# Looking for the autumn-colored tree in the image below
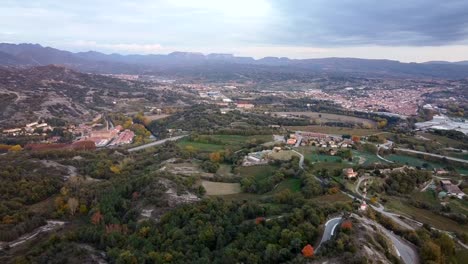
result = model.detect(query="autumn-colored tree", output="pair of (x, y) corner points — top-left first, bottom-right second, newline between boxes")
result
(209, 152), (222, 163)
(67, 197), (79, 216)
(132, 191), (140, 200)
(302, 244), (314, 258)
(370, 197), (378, 204)
(421, 241), (442, 263)
(91, 211), (104, 225)
(377, 119), (388, 128)
(0, 144), (12, 152)
(341, 220), (352, 231)
(351, 135), (360, 143)
(110, 165), (121, 174)
(139, 226), (151, 237)
(255, 217), (265, 225)
(328, 187), (339, 194)
(79, 204), (88, 214)
(9, 144), (23, 152)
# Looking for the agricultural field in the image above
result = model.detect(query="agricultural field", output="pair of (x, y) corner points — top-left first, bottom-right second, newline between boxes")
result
(269, 150), (300, 161)
(384, 197), (467, 234)
(385, 153), (468, 175)
(177, 134), (273, 152)
(237, 165), (276, 180)
(201, 180), (241, 195)
(352, 150), (383, 165)
(216, 164), (234, 177)
(271, 178), (301, 193)
(311, 192), (352, 204)
(177, 139), (226, 152)
(161, 162), (213, 178)
(274, 111), (376, 127)
(286, 125), (381, 136)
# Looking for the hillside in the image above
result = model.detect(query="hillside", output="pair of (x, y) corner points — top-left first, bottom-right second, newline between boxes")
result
(0, 65), (193, 128)
(3, 43), (468, 79)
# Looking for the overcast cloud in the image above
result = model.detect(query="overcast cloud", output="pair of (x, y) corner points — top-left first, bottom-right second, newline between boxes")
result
(1, 0), (468, 61)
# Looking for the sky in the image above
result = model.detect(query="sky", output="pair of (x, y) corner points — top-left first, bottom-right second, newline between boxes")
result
(2, 0), (468, 62)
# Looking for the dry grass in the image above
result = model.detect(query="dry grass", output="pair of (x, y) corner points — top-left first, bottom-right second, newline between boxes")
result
(274, 112), (376, 127)
(202, 180), (241, 195)
(269, 150), (299, 161)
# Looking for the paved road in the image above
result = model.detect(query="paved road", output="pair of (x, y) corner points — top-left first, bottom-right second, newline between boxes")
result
(357, 215), (419, 264)
(375, 140), (394, 163)
(128, 135), (188, 152)
(316, 217), (342, 252)
(394, 148), (468, 164)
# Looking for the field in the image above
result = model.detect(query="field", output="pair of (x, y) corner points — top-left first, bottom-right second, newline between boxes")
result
(286, 125), (381, 136)
(178, 134), (272, 152)
(216, 164), (234, 177)
(352, 150), (383, 165)
(385, 197), (467, 233)
(274, 112), (376, 127)
(311, 192), (352, 204)
(177, 139), (225, 152)
(237, 165), (276, 179)
(269, 150), (300, 161)
(385, 153), (468, 175)
(272, 178), (301, 193)
(202, 180), (241, 195)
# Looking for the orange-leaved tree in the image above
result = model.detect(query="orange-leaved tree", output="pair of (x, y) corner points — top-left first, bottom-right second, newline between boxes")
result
(341, 220), (353, 230)
(302, 244), (314, 258)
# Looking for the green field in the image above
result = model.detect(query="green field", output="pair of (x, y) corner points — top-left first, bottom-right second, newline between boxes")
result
(352, 150), (383, 166)
(385, 153), (467, 173)
(178, 134), (272, 152)
(210, 134), (272, 145)
(216, 164), (234, 177)
(385, 197), (467, 233)
(237, 165), (276, 180)
(286, 125), (381, 136)
(274, 112), (377, 127)
(312, 192), (353, 204)
(269, 150), (300, 161)
(178, 139), (226, 152)
(272, 178), (301, 193)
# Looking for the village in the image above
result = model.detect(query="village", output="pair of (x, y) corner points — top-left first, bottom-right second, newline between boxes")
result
(1, 114), (135, 148)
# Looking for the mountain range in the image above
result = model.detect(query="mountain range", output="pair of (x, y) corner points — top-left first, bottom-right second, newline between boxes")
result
(2, 43), (468, 79)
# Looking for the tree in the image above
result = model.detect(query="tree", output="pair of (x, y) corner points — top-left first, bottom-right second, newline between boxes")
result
(421, 241), (441, 263)
(91, 211), (104, 225)
(67, 198), (79, 216)
(437, 233), (455, 257)
(79, 204), (88, 214)
(351, 136), (360, 143)
(302, 244), (314, 258)
(209, 152), (222, 163)
(341, 220), (352, 231)
(9, 145), (23, 152)
(110, 165), (121, 174)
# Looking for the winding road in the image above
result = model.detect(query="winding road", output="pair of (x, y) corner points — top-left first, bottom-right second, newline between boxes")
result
(316, 217), (342, 252)
(356, 215), (419, 264)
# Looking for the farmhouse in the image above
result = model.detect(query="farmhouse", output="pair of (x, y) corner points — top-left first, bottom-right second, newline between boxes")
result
(343, 168), (358, 179)
(440, 180), (465, 199)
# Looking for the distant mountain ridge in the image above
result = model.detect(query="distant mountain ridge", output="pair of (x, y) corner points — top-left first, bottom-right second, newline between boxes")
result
(2, 43), (468, 79)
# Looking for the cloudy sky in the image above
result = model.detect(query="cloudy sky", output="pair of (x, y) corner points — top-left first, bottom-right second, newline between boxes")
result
(2, 0), (468, 62)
